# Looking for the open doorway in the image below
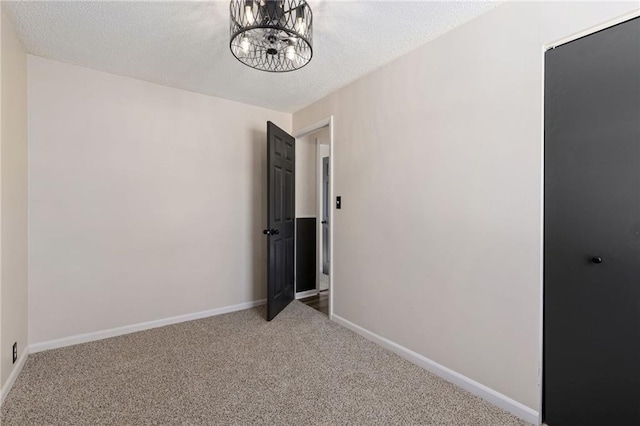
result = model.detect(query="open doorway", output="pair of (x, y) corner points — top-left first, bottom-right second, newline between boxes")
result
(293, 118), (333, 317)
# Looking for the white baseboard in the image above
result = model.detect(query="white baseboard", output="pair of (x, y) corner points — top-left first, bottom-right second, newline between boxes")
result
(332, 314), (539, 425)
(30, 299), (267, 354)
(0, 347), (29, 407)
(295, 289), (318, 299)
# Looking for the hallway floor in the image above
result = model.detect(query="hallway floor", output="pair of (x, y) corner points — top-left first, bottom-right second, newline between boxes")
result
(300, 291), (329, 315)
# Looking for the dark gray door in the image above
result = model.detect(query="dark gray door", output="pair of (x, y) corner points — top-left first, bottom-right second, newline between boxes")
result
(321, 156), (329, 274)
(265, 122), (295, 321)
(544, 18), (640, 426)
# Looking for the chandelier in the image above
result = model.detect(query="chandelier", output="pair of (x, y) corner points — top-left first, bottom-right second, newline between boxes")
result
(230, 0), (313, 72)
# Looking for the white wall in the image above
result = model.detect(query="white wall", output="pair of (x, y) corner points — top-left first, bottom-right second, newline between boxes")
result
(28, 56), (291, 345)
(295, 126), (330, 218)
(295, 132), (317, 218)
(1, 10), (28, 388)
(293, 0), (638, 415)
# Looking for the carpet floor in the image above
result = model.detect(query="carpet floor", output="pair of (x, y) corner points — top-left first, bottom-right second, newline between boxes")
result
(1, 301), (527, 425)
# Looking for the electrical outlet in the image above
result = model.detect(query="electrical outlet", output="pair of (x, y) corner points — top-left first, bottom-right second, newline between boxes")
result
(13, 342), (17, 364)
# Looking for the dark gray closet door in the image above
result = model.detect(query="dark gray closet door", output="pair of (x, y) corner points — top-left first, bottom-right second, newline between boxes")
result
(544, 17), (640, 426)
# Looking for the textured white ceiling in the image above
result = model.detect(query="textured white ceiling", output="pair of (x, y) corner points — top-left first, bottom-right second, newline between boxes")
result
(4, 1), (500, 112)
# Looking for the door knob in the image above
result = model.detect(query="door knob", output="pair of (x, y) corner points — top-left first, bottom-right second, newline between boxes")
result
(592, 256), (603, 264)
(321, 220), (327, 224)
(262, 229), (270, 235)
(271, 229), (280, 235)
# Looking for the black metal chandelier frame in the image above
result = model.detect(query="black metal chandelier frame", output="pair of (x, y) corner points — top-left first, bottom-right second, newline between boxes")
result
(229, 0), (313, 72)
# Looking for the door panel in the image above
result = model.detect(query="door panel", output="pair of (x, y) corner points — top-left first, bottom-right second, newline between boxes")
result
(274, 166), (283, 222)
(544, 17), (640, 426)
(285, 170), (294, 220)
(266, 122), (295, 321)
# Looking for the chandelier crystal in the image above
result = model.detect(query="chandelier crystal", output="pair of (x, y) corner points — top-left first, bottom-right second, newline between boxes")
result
(230, 0), (313, 72)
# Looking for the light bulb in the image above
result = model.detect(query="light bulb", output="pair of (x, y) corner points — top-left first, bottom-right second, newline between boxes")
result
(286, 44), (296, 61)
(241, 36), (250, 54)
(295, 7), (306, 35)
(245, 7), (255, 24)
(245, 4), (255, 24)
(295, 17), (306, 35)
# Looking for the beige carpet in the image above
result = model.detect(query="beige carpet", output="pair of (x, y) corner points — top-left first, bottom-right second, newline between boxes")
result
(1, 301), (527, 425)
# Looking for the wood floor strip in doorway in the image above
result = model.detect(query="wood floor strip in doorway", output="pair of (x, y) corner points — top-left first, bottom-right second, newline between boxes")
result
(299, 292), (329, 315)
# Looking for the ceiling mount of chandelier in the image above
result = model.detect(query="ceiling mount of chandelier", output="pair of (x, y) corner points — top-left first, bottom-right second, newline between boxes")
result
(230, 0), (313, 72)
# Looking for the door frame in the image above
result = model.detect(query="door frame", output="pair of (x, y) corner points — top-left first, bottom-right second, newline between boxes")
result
(293, 116), (335, 319)
(539, 10), (640, 425)
(317, 145), (330, 284)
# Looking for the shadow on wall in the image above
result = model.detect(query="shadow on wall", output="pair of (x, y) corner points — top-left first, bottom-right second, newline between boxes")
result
(251, 128), (268, 301)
